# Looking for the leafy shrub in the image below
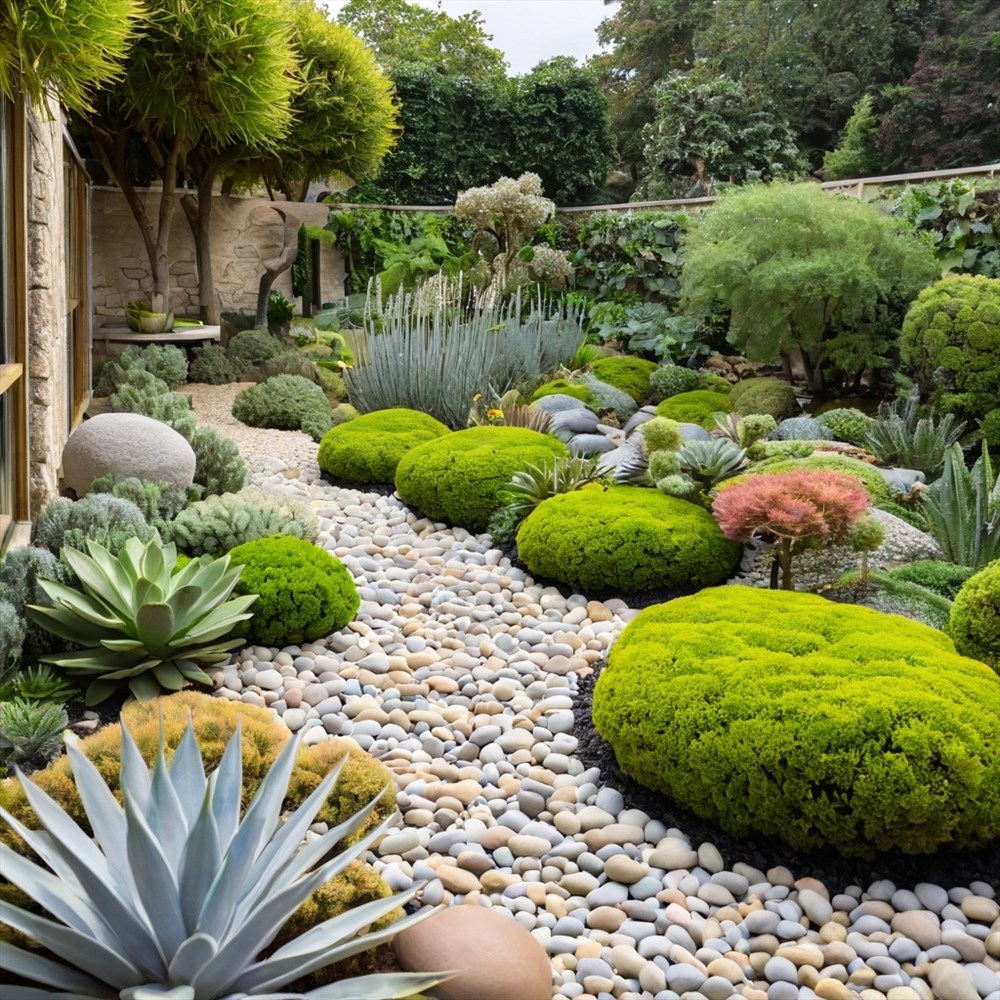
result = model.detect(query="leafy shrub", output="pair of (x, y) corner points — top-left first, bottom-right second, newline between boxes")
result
(772, 416), (834, 441)
(331, 402), (360, 425)
(981, 408), (1000, 450)
(658, 438), (748, 501)
(889, 560), (976, 600)
(226, 326), (285, 372)
(94, 343), (189, 395)
(31, 493), (156, 558)
(255, 350), (324, 385)
(589, 356), (659, 404)
(816, 407), (876, 447)
(0, 598), (24, 687)
(188, 341), (242, 384)
(729, 377), (799, 420)
(863, 392), (966, 474)
(395, 426), (568, 532)
(649, 364), (701, 399)
(87, 474), (190, 531)
(189, 425), (249, 496)
(229, 535), (360, 647)
(318, 409), (450, 484)
(232, 373), (333, 441)
(593, 586), (1000, 856)
(0, 545), (72, 663)
(165, 487), (318, 555)
(0, 698), (68, 770)
(900, 274), (1000, 422)
(517, 485), (740, 596)
(949, 560), (1000, 670)
(107, 368), (197, 438)
(655, 389), (732, 428)
(830, 571), (954, 632)
(743, 453), (895, 506)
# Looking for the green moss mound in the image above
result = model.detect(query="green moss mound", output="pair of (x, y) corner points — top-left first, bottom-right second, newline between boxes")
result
(655, 389), (732, 429)
(590, 356), (659, 404)
(395, 426), (567, 532)
(531, 379), (595, 407)
(229, 535), (360, 647)
(890, 560), (976, 600)
(743, 453), (894, 505)
(729, 376), (799, 420)
(317, 408), (450, 484)
(516, 485), (741, 597)
(593, 587), (1000, 857)
(950, 560), (1000, 670)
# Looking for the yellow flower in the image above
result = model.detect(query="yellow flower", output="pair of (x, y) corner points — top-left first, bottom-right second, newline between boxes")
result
(473, 393), (482, 401)
(487, 408), (504, 419)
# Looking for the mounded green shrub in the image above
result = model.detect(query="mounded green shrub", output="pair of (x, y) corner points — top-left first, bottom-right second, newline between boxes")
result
(742, 453), (894, 505)
(649, 364), (701, 399)
(655, 389), (732, 428)
(226, 327), (284, 373)
(516, 485), (741, 596)
(189, 342), (241, 385)
(949, 560), (1000, 670)
(395, 426), (568, 532)
(317, 409), (450, 484)
(816, 406), (876, 447)
(229, 535), (360, 647)
(979, 407), (1000, 450)
(231, 374), (332, 442)
(890, 559), (976, 600)
(531, 379), (596, 408)
(593, 586), (1000, 856)
(729, 376), (799, 420)
(590, 356), (659, 404)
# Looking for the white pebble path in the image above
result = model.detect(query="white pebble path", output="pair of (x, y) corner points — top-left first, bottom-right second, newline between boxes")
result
(214, 452), (998, 1000)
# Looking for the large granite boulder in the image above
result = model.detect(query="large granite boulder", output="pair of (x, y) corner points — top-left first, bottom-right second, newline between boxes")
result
(61, 412), (196, 497)
(394, 904), (552, 1000)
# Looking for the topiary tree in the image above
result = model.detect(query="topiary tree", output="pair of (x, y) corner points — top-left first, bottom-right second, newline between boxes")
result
(712, 468), (869, 589)
(900, 274), (1000, 424)
(680, 182), (940, 392)
(949, 559), (1000, 671)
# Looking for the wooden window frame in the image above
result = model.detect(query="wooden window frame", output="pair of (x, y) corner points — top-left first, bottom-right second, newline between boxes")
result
(64, 128), (91, 431)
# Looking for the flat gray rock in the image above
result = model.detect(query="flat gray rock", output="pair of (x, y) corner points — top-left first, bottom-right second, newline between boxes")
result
(569, 434), (616, 456)
(532, 393), (589, 414)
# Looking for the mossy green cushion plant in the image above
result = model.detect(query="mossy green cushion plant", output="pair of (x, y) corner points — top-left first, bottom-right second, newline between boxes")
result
(395, 426), (567, 532)
(228, 535), (360, 647)
(741, 453), (895, 505)
(317, 409), (450, 484)
(517, 485), (741, 597)
(590, 356), (659, 404)
(531, 379), (596, 407)
(655, 389), (731, 429)
(729, 376), (799, 420)
(593, 586), (1000, 857)
(949, 559), (1000, 670)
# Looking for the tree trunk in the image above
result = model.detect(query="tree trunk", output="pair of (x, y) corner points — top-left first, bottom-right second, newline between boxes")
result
(799, 347), (825, 394)
(779, 538), (794, 590)
(769, 555), (781, 590)
(149, 140), (181, 315)
(255, 206), (303, 328)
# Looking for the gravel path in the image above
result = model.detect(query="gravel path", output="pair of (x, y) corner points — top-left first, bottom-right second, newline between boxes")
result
(185, 385), (1000, 1000)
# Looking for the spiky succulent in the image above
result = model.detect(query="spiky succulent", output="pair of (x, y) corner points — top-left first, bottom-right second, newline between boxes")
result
(27, 537), (256, 705)
(0, 698), (68, 768)
(678, 437), (749, 491)
(0, 716), (444, 999)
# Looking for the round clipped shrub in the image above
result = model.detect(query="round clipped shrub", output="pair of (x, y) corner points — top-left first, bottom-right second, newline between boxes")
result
(950, 560), (1000, 670)
(395, 426), (568, 532)
(590, 356), (659, 403)
(516, 485), (741, 597)
(649, 364), (701, 399)
(231, 373), (332, 441)
(742, 453), (895, 505)
(655, 389), (731, 429)
(226, 327), (284, 372)
(228, 534), (360, 647)
(816, 406), (876, 447)
(531, 379), (595, 408)
(318, 409), (451, 484)
(593, 586), (1000, 856)
(729, 376), (799, 420)
(901, 274), (1000, 422)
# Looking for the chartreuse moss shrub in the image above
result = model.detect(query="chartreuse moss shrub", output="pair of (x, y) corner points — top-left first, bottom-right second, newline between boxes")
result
(590, 356), (659, 404)
(949, 560), (1000, 670)
(890, 559), (976, 600)
(742, 453), (895, 505)
(531, 378), (596, 407)
(729, 376), (799, 420)
(655, 389), (732, 429)
(228, 535), (360, 647)
(593, 587), (1000, 857)
(517, 485), (741, 597)
(317, 408), (450, 484)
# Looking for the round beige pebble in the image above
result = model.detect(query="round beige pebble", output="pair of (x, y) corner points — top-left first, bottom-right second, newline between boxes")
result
(604, 855), (647, 884)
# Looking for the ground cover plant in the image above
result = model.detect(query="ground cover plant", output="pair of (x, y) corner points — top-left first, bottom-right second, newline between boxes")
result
(949, 559), (1000, 670)
(655, 389), (731, 429)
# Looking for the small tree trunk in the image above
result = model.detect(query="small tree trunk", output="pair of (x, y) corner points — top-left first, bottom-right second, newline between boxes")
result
(769, 555), (781, 590)
(255, 207), (303, 328)
(779, 538), (794, 590)
(181, 159), (223, 325)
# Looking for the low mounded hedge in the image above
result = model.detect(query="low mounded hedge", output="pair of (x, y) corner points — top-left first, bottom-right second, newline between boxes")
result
(317, 408), (450, 484)
(231, 373), (332, 441)
(228, 534), (359, 646)
(593, 586), (1000, 857)
(590, 356), (659, 404)
(950, 560), (1000, 670)
(655, 389), (732, 429)
(729, 376), (799, 420)
(516, 485), (741, 596)
(531, 379), (595, 408)
(395, 426), (567, 532)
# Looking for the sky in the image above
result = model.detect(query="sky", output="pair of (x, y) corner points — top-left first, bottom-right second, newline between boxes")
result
(321, 0), (613, 76)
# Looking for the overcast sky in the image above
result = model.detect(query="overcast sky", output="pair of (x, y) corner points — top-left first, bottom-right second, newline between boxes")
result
(321, 0), (613, 75)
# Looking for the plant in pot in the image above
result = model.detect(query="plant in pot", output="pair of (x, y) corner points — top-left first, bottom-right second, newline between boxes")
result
(126, 299), (175, 334)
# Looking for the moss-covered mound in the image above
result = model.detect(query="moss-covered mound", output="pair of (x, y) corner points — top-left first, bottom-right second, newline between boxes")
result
(317, 408), (450, 484)
(531, 379), (595, 407)
(395, 425), (568, 532)
(729, 376), (799, 420)
(742, 453), (894, 505)
(229, 534), (360, 646)
(516, 485), (741, 597)
(593, 587), (1000, 857)
(590, 356), (659, 404)
(950, 560), (1000, 670)
(655, 389), (732, 429)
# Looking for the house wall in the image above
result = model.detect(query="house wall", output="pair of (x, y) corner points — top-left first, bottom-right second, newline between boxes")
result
(90, 187), (345, 320)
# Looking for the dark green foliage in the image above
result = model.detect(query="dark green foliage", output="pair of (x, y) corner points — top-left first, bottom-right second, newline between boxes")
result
(981, 409), (1000, 450)
(228, 536), (360, 647)
(395, 426), (568, 533)
(189, 426), (249, 497)
(655, 390), (731, 429)
(189, 342), (242, 385)
(593, 586), (1000, 857)
(94, 343), (189, 396)
(949, 560), (1000, 671)
(816, 407), (876, 447)
(226, 327), (285, 373)
(890, 560), (976, 601)
(32, 494), (156, 559)
(900, 274), (1000, 424)
(517, 485), (740, 597)
(317, 409), (450, 484)
(87, 475), (190, 531)
(863, 393), (966, 475)
(231, 374), (332, 440)
(0, 698), (69, 770)
(729, 377), (799, 421)
(254, 351), (324, 386)
(589, 356), (658, 404)
(8, 664), (79, 704)
(649, 364), (701, 399)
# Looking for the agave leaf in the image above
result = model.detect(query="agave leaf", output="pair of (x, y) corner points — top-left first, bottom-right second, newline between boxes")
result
(45, 649), (152, 674)
(140, 540), (167, 583)
(0, 990), (109, 999)
(147, 735), (190, 867)
(93, 658), (162, 679)
(0, 809), (94, 904)
(0, 941), (110, 997)
(84, 539), (139, 609)
(61, 546), (135, 619)
(152, 662), (190, 692)
(86, 677), (127, 706)
(134, 603), (177, 650)
(29, 587), (123, 635)
(168, 721), (208, 830)
(121, 988), (196, 1000)
(100, 639), (148, 652)
(208, 722), (243, 852)
(166, 932), (218, 986)
(119, 722), (152, 820)
(178, 789), (223, 933)
(165, 585), (208, 635)
(299, 971), (452, 1000)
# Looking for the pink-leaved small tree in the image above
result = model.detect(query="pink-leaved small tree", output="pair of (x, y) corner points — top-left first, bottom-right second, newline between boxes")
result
(712, 469), (869, 590)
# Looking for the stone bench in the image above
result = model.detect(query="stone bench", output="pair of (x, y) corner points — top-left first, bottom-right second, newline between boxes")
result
(94, 324), (222, 360)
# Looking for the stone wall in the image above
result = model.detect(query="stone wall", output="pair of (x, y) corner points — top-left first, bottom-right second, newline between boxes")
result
(91, 187), (345, 320)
